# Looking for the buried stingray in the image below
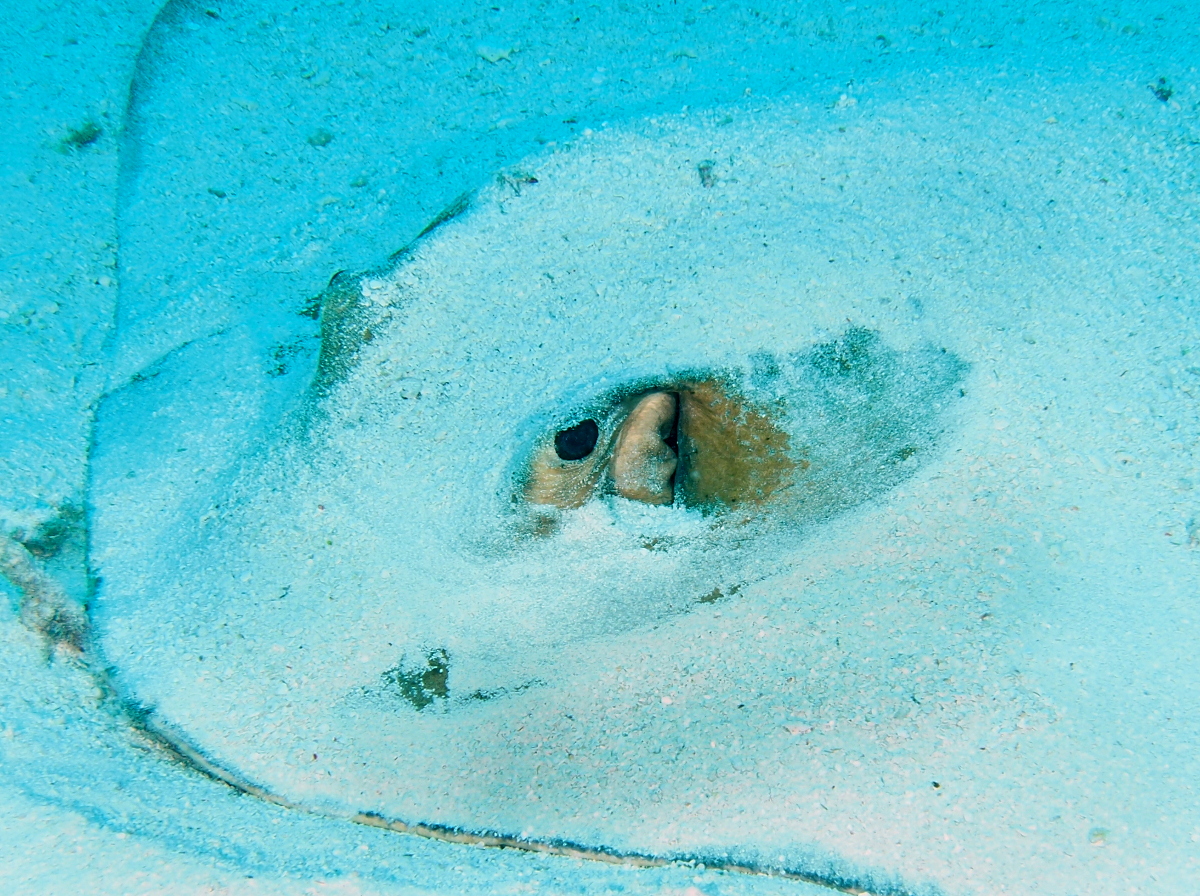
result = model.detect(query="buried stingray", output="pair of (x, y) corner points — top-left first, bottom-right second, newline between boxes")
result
(310, 254), (965, 708)
(68, 68), (1200, 892)
(286, 172), (967, 714)
(365, 326), (965, 710)
(88, 118), (966, 848)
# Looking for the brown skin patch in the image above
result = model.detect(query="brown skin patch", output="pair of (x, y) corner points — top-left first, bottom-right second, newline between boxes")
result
(311, 273), (387, 393)
(521, 378), (803, 514)
(675, 380), (801, 511)
(308, 195), (476, 395)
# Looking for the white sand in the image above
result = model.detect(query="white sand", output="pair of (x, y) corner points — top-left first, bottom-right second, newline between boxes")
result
(4, 1), (1200, 894)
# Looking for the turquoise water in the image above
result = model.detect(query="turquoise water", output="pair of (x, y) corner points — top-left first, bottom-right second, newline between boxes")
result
(3, 2), (1200, 893)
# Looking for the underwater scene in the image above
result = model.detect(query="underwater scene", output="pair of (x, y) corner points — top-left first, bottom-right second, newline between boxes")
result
(2, 1), (1199, 894)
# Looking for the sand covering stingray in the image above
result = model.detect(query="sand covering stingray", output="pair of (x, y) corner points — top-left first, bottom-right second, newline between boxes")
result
(88, 93), (1200, 894)
(98, 112), (966, 705)
(94, 105), (962, 835)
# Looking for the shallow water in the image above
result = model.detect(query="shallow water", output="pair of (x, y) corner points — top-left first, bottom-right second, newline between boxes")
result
(4, 1), (1200, 894)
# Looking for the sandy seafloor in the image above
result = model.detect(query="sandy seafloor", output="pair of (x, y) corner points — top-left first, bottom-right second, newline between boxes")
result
(3, 1), (1200, 894)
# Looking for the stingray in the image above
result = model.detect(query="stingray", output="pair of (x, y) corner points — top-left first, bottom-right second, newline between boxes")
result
(80, 106), (956, 873)
(98, 118), (964, 705)
(78, 91), (1200, 895)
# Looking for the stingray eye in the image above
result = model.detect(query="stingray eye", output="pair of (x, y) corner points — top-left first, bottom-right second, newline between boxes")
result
(554, 419), (600, 461)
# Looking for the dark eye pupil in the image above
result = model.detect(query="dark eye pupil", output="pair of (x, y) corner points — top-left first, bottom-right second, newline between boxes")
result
(554, 419), (599, 461)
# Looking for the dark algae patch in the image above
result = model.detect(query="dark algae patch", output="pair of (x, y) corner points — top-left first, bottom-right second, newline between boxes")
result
(60, 119), (102, 151)
(380, 648), (450, 710)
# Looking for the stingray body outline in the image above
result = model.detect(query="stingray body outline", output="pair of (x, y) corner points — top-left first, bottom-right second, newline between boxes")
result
(68, 142), (965, 895)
